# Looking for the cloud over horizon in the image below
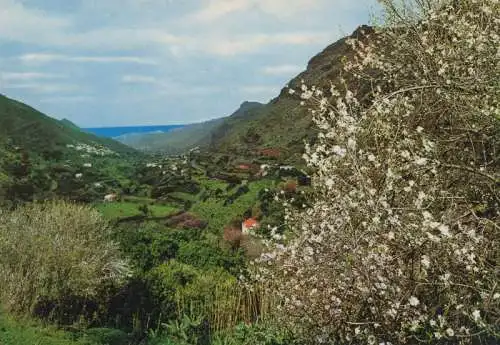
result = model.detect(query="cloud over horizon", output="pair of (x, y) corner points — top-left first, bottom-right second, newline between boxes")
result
(0, 0), (378, 127)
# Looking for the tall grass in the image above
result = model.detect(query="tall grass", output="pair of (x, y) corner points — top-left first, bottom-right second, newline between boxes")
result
(174, 282), (277, 334)
(0, 201), (130, 316)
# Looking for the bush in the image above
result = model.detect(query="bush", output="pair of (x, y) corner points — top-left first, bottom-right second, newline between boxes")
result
(146, 261), (238, 325)
(257, 1), (500, 344)
(146, 261), (272, 335)
(177, 241), (244, 273)
(213, 323), (297, 345)
(81, 328), (129, 345)
(114, 222), (182, 272)
(0, 201), (130, 316)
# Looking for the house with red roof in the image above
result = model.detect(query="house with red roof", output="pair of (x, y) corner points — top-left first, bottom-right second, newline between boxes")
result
(242, 217), (260, 234)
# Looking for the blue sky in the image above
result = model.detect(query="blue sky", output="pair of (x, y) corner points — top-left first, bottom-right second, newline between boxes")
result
(0, 0), (379, 127)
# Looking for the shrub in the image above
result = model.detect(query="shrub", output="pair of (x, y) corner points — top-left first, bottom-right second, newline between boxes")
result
(223, 225), (243, 249)
(177, 241), (244, 273)
(282, 180), (297, 194)
(147, 261), (274, 335)
(146, 261), (235, 324)
(166, 212), (207, 230)
(213, 323), (297, 345)
(256, 1), (499, 344)
(81, 328), (129, 345)
(114, 222), (183, 271)
(0, 201), (131, 316)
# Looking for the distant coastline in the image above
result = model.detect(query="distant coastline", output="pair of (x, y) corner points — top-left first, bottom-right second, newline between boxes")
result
(84, 125), (186, 138)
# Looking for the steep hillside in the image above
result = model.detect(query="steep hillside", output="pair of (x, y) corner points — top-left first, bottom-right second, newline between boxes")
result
(207, 25), (374, 164)
(117, 101), (265, 154)
(0, 94), (136, 157)
(0, 94), (139, 205)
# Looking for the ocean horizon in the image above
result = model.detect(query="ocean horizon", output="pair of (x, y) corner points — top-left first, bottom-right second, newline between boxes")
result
(84, 124), (185, 138)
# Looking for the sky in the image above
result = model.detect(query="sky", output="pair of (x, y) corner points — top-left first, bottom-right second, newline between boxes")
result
(0, 0), (379, 127)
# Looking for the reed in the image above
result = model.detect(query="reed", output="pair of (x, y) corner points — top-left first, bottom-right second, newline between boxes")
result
(174, 281), (277, 333)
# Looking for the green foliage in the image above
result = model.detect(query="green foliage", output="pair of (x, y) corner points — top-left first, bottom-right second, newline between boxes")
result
(0, 201), (130, 316)
(114, 222), (197, 272)
(190, 178), (275, 234)
(146, 261), (238, 322)
(95, 202), (178, 220)
(153, 313), (210, 345)
(0, 94), (141, 205)
(81, 327), (130, 345)
(0, 312), (97, 345)
(96, 202), (144, 219)
(177, 242), (244, 273)
(212, 323), (297, 345)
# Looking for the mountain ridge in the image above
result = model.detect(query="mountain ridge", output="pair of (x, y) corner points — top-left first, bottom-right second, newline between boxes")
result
(117, 25), (374, 164)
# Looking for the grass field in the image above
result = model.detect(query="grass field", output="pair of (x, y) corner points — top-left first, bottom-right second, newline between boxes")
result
(0, 313), (89, 345)
(191, 178), (275, 233)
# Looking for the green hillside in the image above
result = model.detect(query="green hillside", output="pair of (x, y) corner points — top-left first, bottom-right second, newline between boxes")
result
(0, 94), (136, 156)
(59, 118), (82, 131)
(0, 94), (139, 205)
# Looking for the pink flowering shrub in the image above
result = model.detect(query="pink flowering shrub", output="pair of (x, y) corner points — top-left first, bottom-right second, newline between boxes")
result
(253, 1), (499, 344)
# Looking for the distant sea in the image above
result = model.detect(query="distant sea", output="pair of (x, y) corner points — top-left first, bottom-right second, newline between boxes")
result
(84, 125), (185, 138)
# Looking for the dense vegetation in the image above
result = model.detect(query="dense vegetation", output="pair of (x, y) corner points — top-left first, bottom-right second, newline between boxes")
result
(0, 102), (300, 343)
(0, 1), (498, 344)
(253, 1), (500, 344)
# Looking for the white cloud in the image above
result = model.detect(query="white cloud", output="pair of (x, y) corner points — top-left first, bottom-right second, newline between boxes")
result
(0, 0), (70, 44)
(0, 72), (66, 81)
(121, 75), (158, 84)
(19, 53), (157, 65)
(0, 0), (355, 58)
(2, 82), (80, 94)
(190, 0), (325, 22)
(0, 0), (378, 126)
(256, 0), (322, 17)
(189, 0), (249, 22)
(261, 64), (304, 76)
(65, 28), (185, 50)
(203, 32), (330, 56)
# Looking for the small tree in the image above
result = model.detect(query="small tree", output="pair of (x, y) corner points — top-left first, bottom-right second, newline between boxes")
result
(0, 201), (131, 315)
(255, 0), (499, 344)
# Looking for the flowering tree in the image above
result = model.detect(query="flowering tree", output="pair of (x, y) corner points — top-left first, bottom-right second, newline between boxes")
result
(255, 0), (499, 344)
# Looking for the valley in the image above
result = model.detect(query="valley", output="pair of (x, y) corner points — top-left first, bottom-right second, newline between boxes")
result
(0, 82), (311, 345)
(0, 1), (499, 344)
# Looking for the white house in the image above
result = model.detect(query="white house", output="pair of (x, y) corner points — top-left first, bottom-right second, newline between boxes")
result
(104, 193), (118, 202)
(83, 163), (92, 168)
(75, 173), (83, 179)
